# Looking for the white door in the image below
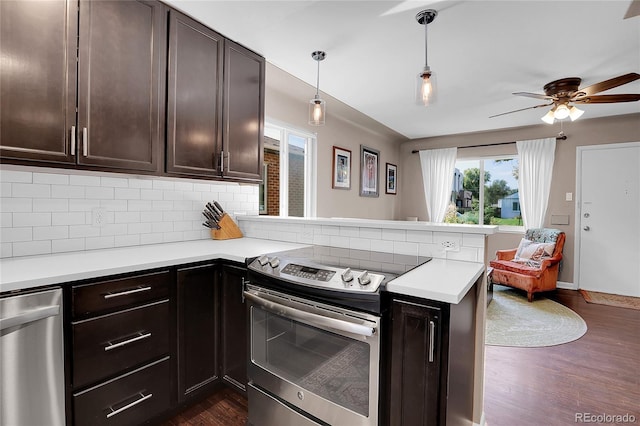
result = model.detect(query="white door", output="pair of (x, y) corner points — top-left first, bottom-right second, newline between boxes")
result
(577, 142), (640, 297)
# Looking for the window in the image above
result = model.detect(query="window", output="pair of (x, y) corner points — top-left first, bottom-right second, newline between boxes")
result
(445, 156), (522, 227)
(260, 122), (316, 217)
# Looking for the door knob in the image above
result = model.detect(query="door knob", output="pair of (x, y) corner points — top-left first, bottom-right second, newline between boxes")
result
(583, 226), (590, 231)
(583, 213), (590, 218)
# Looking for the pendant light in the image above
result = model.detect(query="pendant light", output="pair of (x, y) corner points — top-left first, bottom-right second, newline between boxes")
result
(309, 51), (326, 126)
(416, 9), (438, 106)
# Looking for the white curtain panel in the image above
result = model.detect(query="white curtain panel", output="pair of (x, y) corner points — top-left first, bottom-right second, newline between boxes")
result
(419, 147), (457, 222)
(516, 137), (556, 229)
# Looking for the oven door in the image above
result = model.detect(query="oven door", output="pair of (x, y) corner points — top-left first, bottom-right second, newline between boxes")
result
(244, 285), (380, 426)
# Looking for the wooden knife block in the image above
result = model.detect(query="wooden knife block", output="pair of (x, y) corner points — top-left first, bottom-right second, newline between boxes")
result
(210, 214), (243, 240)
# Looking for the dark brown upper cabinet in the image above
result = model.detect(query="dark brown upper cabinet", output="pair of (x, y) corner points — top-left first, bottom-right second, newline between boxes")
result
(222, 40), (265, 182)
(77, 0), (165, 172)
(166, 19), (264, 183)
(166, 11), (224, 177)
(0, 0), (78, 164)
(1, 0), (165, 173)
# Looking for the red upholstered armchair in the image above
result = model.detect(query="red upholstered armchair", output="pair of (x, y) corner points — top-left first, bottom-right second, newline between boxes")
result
(489, 228), (565, 302)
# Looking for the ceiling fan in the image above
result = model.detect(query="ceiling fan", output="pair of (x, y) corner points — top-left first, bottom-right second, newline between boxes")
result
(490, 72), (640, 123)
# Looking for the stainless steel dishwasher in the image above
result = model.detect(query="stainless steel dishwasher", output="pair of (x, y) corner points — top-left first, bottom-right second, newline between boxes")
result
(1, 287), (65, 426)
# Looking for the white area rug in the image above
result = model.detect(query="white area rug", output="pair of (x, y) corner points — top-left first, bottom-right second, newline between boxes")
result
(486, 286), (587, 347)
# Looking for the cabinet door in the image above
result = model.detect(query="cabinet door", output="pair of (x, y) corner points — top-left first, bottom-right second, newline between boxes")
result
(177, 263), (219, 401)
(220, 264), (247, 392)
(77, 0), (165, 172)
(166, 10), (223, 177)
(0, 0), (77, 164)
(222, 40), (265, 182)
(389, 300), (442, 426)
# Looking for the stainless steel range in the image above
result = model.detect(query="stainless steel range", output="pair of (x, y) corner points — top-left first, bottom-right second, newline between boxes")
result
(245, 246), (431, 426)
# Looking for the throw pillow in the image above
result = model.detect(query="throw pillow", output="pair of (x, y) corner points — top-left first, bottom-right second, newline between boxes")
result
(513, 238), (556, 267)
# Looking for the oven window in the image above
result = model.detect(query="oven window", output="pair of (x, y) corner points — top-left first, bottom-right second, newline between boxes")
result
(251, 307), (370, 417)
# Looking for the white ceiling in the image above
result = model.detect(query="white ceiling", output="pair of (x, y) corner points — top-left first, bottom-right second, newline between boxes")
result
(165, 0), (640, 139)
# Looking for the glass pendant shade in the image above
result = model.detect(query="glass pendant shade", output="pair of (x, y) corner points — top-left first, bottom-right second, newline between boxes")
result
(309, 96), (325, 126)
(569, 105), (584, 121)
(416, 70), (436, 106)
(553, 104), (570, 120)
(541, 109), (555, 124)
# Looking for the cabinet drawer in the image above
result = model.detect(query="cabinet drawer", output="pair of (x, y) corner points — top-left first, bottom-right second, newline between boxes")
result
(73, 300), (170, 388)
(73, 270), (170, 318)
(73, 357), (171, 426)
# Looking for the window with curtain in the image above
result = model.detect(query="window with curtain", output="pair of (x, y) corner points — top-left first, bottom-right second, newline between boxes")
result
(446, 156), (522, 227)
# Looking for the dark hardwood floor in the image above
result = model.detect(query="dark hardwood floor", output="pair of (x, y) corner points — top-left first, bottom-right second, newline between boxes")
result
(484, 289), (640, 426)
(163, 289), (640, 426)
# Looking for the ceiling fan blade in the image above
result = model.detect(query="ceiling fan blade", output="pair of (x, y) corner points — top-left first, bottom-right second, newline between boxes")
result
(512, 92), (555, 100)
(574, 94), (640, 104)
(572, 94), (640, 104)
(489, 103), (554, 118)
(578, 73), (640, 96)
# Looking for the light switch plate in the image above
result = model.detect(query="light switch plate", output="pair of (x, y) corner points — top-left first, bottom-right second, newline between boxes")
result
(565, 192), (573, 201)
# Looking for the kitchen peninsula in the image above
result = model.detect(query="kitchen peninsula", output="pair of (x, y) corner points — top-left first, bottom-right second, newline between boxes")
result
(1, 218), (493, 426)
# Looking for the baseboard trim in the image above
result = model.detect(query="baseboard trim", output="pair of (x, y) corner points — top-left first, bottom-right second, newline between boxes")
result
(474, 412), (486, 426)
(557, 281), (577, 290)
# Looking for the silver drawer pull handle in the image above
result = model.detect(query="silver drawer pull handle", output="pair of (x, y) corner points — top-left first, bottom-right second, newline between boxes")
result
(82, 127), (88, 156)
(428, 320), (435, 363)
(106, 392), (153, 419)
(71, 126), (76, 155)
(104, 332), (151, 352)
(103, 286), (152, 299)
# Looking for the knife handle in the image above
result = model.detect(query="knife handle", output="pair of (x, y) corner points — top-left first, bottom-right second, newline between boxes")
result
(213, 201), (225, 215)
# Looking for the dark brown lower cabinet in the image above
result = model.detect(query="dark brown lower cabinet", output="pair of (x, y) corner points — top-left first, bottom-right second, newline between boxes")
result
(177, 263), (220, 402)
(388, 279), (479, 426)
(220, 264), (248, 393)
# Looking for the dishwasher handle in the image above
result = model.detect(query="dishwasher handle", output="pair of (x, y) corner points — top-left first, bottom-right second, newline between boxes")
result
(0, 305), (60, 331)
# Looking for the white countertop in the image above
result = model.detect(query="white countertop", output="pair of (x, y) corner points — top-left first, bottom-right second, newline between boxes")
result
(1, 239), (485, 303)
(386, 258), (485, 303)
(0, 238), (307, 293)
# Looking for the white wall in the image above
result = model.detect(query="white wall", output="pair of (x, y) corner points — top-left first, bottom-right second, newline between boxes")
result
(0, 165), (258, 258)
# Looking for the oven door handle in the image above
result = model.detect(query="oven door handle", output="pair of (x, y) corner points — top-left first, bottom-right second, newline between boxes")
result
(244, 291), (376, 337)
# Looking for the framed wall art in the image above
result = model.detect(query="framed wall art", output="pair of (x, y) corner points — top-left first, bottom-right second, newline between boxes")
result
(332, 146), (351, 189)
(359, 145), (379, 197)
(385, 163), (397, 195)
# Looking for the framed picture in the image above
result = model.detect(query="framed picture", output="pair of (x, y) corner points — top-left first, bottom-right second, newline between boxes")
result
(385, 163), (397, 195)
(359, 145), (379, 197)
(332, 146), (352, 189)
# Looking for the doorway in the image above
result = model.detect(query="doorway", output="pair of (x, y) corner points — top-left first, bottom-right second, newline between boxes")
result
(575, 142), (640, 297)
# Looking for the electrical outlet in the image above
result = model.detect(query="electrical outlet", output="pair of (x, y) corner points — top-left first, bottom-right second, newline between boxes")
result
(441, 240), (459, 252)
(92, 208), (107, 228)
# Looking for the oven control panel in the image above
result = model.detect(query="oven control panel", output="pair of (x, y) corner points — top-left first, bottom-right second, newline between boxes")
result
(280, 263), (335, 282)
(248, 255), (385, 293)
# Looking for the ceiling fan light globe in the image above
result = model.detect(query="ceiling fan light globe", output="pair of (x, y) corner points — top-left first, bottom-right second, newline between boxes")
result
(569, 106), (584, 121)
(553, 104), (570, 120)
(541, 110), (555, 124)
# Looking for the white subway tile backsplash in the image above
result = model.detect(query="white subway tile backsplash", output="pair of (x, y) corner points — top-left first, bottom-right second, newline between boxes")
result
(114, 234), (140, 247)
(340, 226), (359, 238)
(0, 198), (32, 213)
(462, 233), (485, 248)
(86, 187), (114, 199)
(13, 240), (51, 256)
(69, 199), (99, 212)
(393, 241), (418, 256)
(85, 236), (114, 250)
(359, 227), (382, 240)
(406, 230), (433, 243)
(52, 185), (85, 199)
(140, 233), (163, 245)
(13, 213), (51, 227)
(349, 237), (371, 251)
(33, 226), (68, 241)
(1, 170), (32, 183)
(1, 213), (12, 228)
(52, 238), (85, 253)
(33, 172), (69, 185)
(33, 198), (68, 212)
(115, 212), (141, 223)
(127, 222), (152, 234)
(446, 247), (479, 262)
(69, 225), (101, 238)
(174, 181), (193, 191)
(1, 243), (11, 257)
(12, 183), (50, 198)
(101, 177), (128, 187)
(152, 180), (174, 190)
(128, 178), (153, 189)
(115, 188), (140, 200)
(152, 201), (173, 211)
(163, 190), (183, 201)
(70, 175), (100, 186)
(127, 200), (152, 211)
(163, 232), (184, 243)
(2, 227), (33, 243)
(382, 228), (406, 241)
(152, 222), (173, 233)
(52, 212), (85, 226)
(141, 189), (163, 200)
(1, 182), (12, 197)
